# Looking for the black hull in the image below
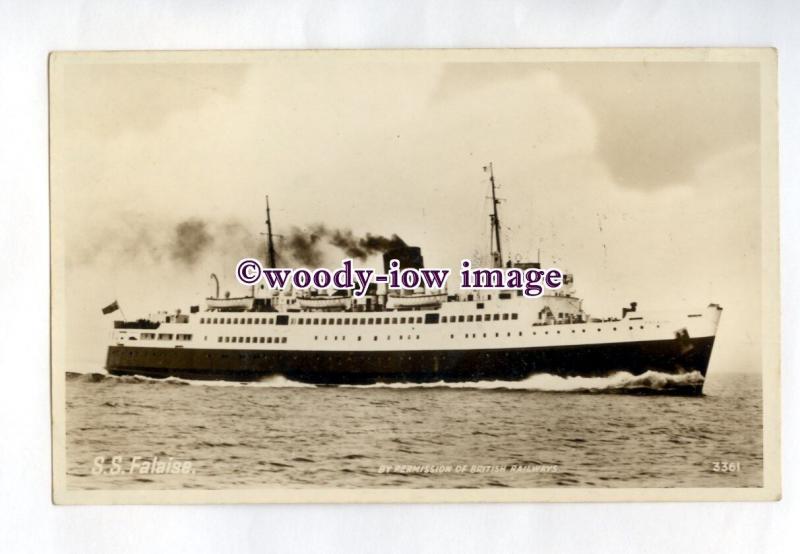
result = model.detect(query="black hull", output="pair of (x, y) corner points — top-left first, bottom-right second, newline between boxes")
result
(107, 336), (715, 394)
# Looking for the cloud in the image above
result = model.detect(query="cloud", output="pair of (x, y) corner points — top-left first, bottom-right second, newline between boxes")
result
(63, 62), (249, 139)
(433, 62), (760, 189)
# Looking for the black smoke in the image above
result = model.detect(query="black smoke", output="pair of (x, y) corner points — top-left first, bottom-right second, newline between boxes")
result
(76, 214), (406, 269)
(169, 219), (213, 265)
(284, 225), (407, 265)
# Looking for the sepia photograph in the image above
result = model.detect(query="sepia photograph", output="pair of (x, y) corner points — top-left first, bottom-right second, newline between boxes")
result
(49, 48), (780, 503)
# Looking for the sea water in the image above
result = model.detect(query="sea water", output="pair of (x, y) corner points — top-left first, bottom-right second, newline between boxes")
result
(64, 371), (763, 490)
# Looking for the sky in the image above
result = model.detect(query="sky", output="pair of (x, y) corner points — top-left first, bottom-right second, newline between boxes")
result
(51, 52), (765, 375)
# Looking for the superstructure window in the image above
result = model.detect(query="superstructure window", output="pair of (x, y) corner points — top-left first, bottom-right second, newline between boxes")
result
(467, 315), (473, 322)
(157, 333), (173, 340)
(176, 334), (192, 341)
(458, 315), (465, 322)
(511, 313), (518, 320)
(502, 314), (509, 321)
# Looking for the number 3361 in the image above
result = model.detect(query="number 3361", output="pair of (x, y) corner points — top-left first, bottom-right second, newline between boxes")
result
(712, 461), (741, 472)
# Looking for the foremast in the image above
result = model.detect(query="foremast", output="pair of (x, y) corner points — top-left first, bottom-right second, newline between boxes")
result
(486, 162), (504, 268)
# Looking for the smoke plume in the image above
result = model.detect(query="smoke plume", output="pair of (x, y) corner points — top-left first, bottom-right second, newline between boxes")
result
(170, 219), (213, 265)
(75, 214), (406, 269)
(283, 226), (407, 265)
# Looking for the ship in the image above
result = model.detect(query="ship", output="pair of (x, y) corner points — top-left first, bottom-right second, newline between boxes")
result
(105, 164), (722, 394)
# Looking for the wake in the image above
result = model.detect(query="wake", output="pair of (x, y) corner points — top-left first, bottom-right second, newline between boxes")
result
(66, 370), (704, 393)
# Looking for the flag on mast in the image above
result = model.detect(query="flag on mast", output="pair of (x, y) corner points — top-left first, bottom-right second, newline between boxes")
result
(101, 300), (119, 315)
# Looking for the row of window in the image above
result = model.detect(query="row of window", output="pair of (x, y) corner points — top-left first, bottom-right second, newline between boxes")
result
(313, 335), (421, 342)
(198, 313), (523, 326)
(201, 317), (274, 325)
(448, 324), (656, 339)
(441, 313), (517, 323)
(218, 336), (288, 344)
(140, 333), (192, 341)
(297, 316), (425, 326)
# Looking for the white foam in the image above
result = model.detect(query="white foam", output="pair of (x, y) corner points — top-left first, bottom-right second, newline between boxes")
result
(339, 370), (705, 391)
(70, 369), (704, 392)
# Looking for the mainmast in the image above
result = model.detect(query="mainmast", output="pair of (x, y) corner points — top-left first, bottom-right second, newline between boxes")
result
(265, 195), (277, 269)
(486, 162), (504, 268)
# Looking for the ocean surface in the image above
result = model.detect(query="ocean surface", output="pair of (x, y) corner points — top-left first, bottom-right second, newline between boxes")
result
(65, 371), (763, 490)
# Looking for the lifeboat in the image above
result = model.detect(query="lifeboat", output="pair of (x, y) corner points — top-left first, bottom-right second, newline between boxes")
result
(386, 291), (448, 310)
(205, 296), (254, 311)
(297, 291), (351, 311)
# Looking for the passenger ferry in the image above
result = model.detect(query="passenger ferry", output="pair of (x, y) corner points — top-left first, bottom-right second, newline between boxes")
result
(106, 165), (722, 394)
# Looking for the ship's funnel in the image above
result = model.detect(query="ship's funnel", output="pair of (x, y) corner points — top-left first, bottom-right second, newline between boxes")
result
(383, 246), (424, 273)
